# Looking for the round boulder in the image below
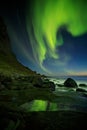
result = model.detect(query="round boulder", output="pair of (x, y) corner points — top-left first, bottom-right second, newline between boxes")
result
(64, 78), (78, 88)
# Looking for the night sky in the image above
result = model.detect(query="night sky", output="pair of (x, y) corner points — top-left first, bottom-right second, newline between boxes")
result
(0, 0), (87, 76)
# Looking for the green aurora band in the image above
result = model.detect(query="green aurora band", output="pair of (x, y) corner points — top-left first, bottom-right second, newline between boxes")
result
(26, 0), (87, 73)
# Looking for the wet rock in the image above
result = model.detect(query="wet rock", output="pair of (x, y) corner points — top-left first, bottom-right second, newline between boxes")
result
(79, 84), (87, 87)
(57, 84), (65, 87)
(43, 81), (55, 91)
(43, 78), (49, 83)
(32, 77), (43, 88)
(64, 78), (78, 88)
(0, 75), (12, 85)
(3, 77), (12, 83)
(49, 81), (55, 91)
(10, 81), (33, 90)
(82, 93), (87, 98)
(76, 88), (87, 92)
(0, 82), (5, 91)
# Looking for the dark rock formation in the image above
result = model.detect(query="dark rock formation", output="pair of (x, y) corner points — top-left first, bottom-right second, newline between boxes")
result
(43, 81), (55, 91)
(0, 73), (12, 89)
(76, 88), (87, 92)
(79, 84), (87, 87)
(57, 84), (65, 87)
(43, 78), (49, 83)
(82, 93), (87, 98)
(0, 16), (36, 76)
(32, 76), (43, 88)
(31, 77), (55, 91)
(48, 81), (55, 91)
(0, 82), (5, 91)
(64, 78), (78, 88)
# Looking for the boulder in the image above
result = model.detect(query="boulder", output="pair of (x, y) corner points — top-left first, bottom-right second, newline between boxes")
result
(57, 84), (65, 87)
(64, 78), (78, 88)
(43, 81), (55, 91)
(79, 84), (87, 87)
(43, 78), (50, 83)
(76, 88), (87, 92)
(82, 93), (87, 98)
(49, 81), (55, 91)
(32, 77), (43, 88)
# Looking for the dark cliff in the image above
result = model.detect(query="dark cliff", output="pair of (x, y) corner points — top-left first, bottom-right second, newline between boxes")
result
(0, 16), (35, 76)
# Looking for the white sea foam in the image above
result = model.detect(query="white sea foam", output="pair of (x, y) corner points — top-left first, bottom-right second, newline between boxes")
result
(47, 76), (87, 92)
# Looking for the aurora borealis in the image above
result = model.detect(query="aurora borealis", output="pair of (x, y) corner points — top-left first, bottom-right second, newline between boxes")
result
(1, 0), (87, 76)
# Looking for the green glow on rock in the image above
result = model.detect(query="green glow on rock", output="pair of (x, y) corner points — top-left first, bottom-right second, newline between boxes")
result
(26, 0), (87, 72)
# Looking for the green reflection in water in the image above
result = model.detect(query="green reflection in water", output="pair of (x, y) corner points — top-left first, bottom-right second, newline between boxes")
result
(30, 100), (47, 111)
(49, 102), (58, 111)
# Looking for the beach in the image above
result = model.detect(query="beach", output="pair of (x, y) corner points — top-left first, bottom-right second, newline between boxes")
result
(44, 76), (87, 113)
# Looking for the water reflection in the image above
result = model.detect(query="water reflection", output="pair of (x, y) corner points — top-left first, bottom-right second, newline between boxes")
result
(20, 100), (57, 111)
(30, 100), (47, 111)
(20, 98), (87, 112)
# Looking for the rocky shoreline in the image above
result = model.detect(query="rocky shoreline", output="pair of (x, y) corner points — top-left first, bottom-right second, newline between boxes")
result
(49, 77), (87, 93)
(0, 74), (87, 107)
(0, 73), (55, 91)
(0, 74), (87, 129)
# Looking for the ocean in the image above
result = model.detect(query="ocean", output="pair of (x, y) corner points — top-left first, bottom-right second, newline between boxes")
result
(46, 75), (87, 112)
(48, 76), (87, 85)
(47, 75), (87, 92)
